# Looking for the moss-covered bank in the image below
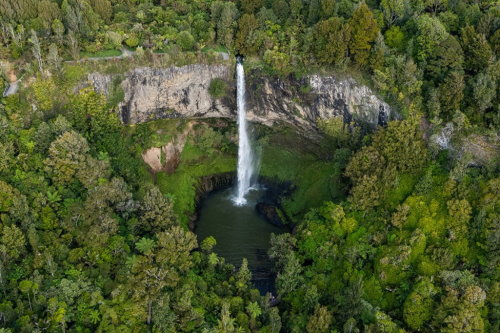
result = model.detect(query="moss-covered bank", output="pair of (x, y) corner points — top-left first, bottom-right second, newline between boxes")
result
(134, 118), (349, 226)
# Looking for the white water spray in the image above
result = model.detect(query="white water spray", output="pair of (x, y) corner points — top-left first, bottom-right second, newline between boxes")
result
(233, 59), (255, 206)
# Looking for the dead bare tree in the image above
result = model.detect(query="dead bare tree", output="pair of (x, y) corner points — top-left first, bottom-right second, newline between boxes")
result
(66, 30), (80, 61)
(30, 29), (43, 73)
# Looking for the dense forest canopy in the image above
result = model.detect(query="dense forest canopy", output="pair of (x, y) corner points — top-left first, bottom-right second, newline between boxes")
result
(0, 0), (498, 332)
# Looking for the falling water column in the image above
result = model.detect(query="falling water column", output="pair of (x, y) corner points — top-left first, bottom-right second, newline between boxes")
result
(234, 59), (254, 206)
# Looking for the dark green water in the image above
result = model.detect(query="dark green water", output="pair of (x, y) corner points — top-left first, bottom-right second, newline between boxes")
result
(195, 187), (283, 292)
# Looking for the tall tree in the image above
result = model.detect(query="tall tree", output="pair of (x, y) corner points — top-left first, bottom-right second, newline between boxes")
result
(415, 14), (448, 63)
(313, 17), (350, 66)
(130, 227), (196, 326)
(403, 279), (438, 330)
(380, 0), (405, 25)
(37, 0), (61, 29)
(0, 224), (26, 295)
(290, 0), (303, 19)
(89, 0), (112, 22)
(306, 305), (333, 333)
(235, 258), (252, 294)
(461, 25), (493, 74)
(211, 1), (239, 49)
(139, 186), (177, 233)
(472, 70), (496, 113)
(348, 3), (379, 67)
(439, 71), (464, 117)
(239, 0), (263, 14)
(320, 0), (336, 19)
(66, 30), (80, 60)
(272, 0), (290, 23)
(44, 130), (89, 186)
(426, 35), (464, 82)
(235, 13), (258, 55)
(307, 0), (321, 25)
(47, 43), (62, 72)
(52, 19), (65, 45)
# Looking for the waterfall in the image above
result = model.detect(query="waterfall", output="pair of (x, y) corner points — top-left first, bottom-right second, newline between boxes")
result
(233, 59), (255, 206)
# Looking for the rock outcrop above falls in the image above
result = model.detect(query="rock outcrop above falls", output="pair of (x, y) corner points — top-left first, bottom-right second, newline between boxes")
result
(119, 65), (232, 124)
(89, 64), (392, 131)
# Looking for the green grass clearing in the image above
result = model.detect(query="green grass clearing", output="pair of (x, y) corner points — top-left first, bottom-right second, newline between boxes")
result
(81, 49), (122, 58)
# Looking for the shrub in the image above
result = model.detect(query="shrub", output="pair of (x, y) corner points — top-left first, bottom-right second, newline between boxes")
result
(105, 31), (123, 49)
(125, 35), (139, 48)
(176, 31), (195, 51)
(208, 78), (227, 99)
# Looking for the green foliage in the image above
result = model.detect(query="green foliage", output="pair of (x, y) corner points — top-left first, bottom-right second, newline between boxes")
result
(139, 186), (177, 233)
(313, 17), (350, 66)
(461, 25), (493, 74)
(125, 34), (139, 48)
(348, 3), (379, 67)
(346, 117), (428, 210)
(208, 78), (228, 99)
(415, 14), (449, 62)
(212, 1), (238, 49)
(236, 13), (258, 55)
(135, 237), (155, 255)
(177, 31), (195, 51)
(263, 48), (292, 75)
(89, 0), (112, 23)
(306, 305), (332, 333)
(31, 78), (57, 112)
(81, 49), (122, 58)
(381, 0), (405, 26)
(200, 236), (217, 252)
(403, 278), (439, 330)
(0, 0), (497, 332)
(384, 26), (406, 51)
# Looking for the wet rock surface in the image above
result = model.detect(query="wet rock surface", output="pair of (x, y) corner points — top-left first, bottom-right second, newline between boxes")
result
(255, 202), (287, 227)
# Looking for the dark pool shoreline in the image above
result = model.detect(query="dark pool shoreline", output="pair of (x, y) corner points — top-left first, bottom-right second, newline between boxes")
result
(189, 173), (293, 232)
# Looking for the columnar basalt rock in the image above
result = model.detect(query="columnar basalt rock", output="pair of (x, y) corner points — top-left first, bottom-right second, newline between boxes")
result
(88, 64), (393, 131)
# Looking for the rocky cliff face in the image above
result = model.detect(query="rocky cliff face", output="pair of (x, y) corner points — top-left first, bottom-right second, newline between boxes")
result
(245, 72), (392, 130)
(118, 65), (233, 124)
(89, 64), (392, 131)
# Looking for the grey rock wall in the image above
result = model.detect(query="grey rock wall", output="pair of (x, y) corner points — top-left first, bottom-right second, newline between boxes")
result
(88, 64), (393, 131)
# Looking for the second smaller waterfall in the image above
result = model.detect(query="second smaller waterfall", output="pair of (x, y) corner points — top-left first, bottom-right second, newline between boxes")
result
(233, 58), (255, 206)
